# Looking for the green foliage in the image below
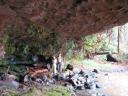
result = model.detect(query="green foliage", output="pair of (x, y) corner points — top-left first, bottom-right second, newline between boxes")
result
(82, 34), (117, 53)
(65, 40), (77, 59)
(0, 59), (7, 65)
(1, 86), (70, 96)
(44, 86), (70, 96)
(65, 33), (117, 60)
(3, 26), (16, 55)
(2, 23), (61, 58)
(82, 34), (97, 53)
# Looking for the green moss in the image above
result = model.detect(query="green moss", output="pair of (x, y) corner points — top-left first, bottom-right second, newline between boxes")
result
(1, 85), (71, 96)
(43, 86), (70, 96)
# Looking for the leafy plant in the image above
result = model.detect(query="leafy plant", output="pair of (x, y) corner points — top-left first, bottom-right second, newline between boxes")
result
(2, 23), (61, 59)
(65, 33), (117, 60)
(82, 34), (97, 53)
(65, 39), (77, 59)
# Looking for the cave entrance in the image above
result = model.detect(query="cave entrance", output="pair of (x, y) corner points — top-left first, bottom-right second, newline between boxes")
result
(1, 22), (128, 96)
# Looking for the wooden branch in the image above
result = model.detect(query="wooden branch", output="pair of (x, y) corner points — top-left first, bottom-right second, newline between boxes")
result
(93, 52), (118, 55)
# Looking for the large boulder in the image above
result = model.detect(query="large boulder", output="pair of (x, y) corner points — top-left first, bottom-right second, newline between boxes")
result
(0, 0), (128, 39)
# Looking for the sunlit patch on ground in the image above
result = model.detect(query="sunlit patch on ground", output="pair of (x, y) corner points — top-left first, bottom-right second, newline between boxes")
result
(97, 72), (128, 96)
(66, 59), (128, 96)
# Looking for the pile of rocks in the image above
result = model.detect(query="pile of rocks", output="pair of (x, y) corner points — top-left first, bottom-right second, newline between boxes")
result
(0, 64), (105, 96)
(61, 65), (105, 96)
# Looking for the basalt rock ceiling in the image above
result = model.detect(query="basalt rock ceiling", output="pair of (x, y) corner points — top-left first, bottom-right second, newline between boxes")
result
(0, 0), (128, 39)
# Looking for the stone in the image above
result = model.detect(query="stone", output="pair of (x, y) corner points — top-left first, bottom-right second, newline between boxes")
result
(73, 68), (81, 74)
(106, 54), (118, 62)
(0, 74), (6, 80)
(48, 79), (55, 84)
(84, 82), (96, 90)
(61, 70), (74, 80)
(41, 75), (48, 82)
(32, 55), (38, 62)
(84, 82), (90, 89)
(66, 64), (74, 71)
(11, 80), (20, 89)
(104, 73), (108, 76)
(95, 82), (102, 88)
(1, 74), (17, 81)
(24, 75), (31, 82)
(96, 92), (106, 96)
(89, 82), (96, 90)
(0, 80), (19, 89)
(1, 0), (128, 40)
(36, 78), (43, 84)
(93, 69), (99, 74)
(76, 86), (85, 90)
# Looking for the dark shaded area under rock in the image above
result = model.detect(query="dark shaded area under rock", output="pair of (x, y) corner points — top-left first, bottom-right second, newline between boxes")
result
(106, 54), (118, 62)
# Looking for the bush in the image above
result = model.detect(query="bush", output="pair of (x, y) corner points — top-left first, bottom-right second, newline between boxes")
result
(2, 23), (61, 59)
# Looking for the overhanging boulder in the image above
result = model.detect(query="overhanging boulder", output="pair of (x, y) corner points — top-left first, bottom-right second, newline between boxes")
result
(0, 0), (128, 39)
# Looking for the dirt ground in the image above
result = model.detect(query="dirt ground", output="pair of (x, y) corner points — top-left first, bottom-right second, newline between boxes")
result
(72, 60), (128, 96)
(97, 72), (128, 96)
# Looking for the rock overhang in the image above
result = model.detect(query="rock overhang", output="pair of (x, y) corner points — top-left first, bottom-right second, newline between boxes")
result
(0, 0), (128, 39)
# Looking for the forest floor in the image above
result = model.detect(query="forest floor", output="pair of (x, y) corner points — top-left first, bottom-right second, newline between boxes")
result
(97, 72), (128, 96)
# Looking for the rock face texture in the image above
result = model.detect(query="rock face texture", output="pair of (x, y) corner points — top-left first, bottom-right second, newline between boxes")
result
(0, 0), (128, 39)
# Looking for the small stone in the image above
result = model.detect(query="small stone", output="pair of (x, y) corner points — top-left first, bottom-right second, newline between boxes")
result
(11, 80), (20, 89)
(36, 78), (42, 84)
(104, 73), (108, 76)
(84, 82), (90, 89)
(66, 64), (74, 71)
(48, 79), (55, 84)
(89, 82), (96, 90)
(96, 83), (101, 88)
(93, 69), (99, 74)
(76, 86), (85, 90)
(96, 92), (106, 96)
(73, 68), (81, 74)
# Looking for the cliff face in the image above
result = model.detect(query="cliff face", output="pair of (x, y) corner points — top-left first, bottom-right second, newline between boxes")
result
(0, 0), (128, 39)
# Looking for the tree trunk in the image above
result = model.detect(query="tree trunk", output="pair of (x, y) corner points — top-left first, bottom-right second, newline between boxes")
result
(117, 27), (120, 53)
